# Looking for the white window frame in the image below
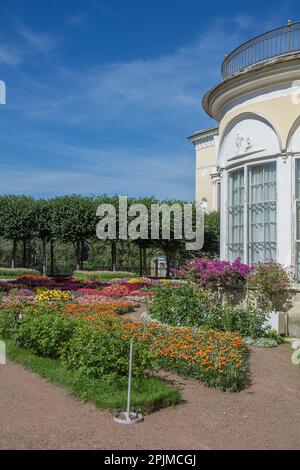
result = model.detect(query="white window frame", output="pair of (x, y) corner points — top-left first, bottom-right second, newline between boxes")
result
(226, 159), (277, 264)
(294, 157), (300, 280)
(227, 167), (245, 261)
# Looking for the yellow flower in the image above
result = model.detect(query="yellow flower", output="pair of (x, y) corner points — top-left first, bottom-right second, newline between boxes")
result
(36, 289), (73, 302)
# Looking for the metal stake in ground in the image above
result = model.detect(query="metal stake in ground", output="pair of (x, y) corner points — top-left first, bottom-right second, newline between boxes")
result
(114, 338), (143, 425)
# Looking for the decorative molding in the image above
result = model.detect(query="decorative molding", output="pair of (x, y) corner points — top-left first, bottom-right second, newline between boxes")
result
(227, 148), (265, 162)
(216, 165), (225, 178)
(203, 54), (300, 120)
(235, 132), (253, 154)
(280, 152), (289, 163)
(187, 127), (219, 149)
(195, 137), (215, 150)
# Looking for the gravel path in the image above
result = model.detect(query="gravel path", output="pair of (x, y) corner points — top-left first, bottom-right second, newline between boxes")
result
(0, 344), (299, 450)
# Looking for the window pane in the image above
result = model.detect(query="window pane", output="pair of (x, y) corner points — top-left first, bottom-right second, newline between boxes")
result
(295, 162), (300, 281)
(248, 162), (276, 264)
(296, 160), (300, 199)
(227, 169), (244, 261)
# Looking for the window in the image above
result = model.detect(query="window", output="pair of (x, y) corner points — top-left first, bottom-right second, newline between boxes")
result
(248, 163), (276, 263)
(216, 181), (221, 211)
(295, 159), (300, 279)
(228, 169), (244, 260)
(227, 162), (277, 264)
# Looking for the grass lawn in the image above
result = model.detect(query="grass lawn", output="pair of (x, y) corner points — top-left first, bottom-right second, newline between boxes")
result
(73, 271), (138, 281)
(5, 340), (181, 412)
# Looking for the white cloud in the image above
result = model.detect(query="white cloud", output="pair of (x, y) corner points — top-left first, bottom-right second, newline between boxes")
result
(16, 23), (59, 55)
(0, 44), (22, 66)
(0, 150), (194, 199)
(0, 13), (287, 199)
(15, 14), (281, 128)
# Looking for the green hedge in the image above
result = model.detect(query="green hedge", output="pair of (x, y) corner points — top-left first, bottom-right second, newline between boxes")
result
(14, 306), (76, 358)
(0, 267), (41, 278)
(149, 284), (270, 338)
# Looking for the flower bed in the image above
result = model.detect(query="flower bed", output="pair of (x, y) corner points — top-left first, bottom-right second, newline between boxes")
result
(63, 301), (134, 320)
(0, 269), (253, 392)
(120, 320), (248, 391)
(174, 257), (253, 289)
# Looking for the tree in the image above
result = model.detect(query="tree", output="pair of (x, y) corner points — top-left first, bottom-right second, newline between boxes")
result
(203, 211), (220, 256)
(0, 195), (35, 268)
(33, 199), (54, 275)
(51, 195), (97, 271)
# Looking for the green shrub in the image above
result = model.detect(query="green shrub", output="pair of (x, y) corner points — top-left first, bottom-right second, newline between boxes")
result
(244, 337), (278, 348)
(149, 284), (269, 337)
(263, 329), (284, 344)
(61, 318), (156, 378)
(0, 267), (41, 278)
(247, 262), (294, 312)
(0, 307), (20, 339)
(14, 306), (75, 358)
(73, 270), (137, 280)
(148, 284), (218, 326)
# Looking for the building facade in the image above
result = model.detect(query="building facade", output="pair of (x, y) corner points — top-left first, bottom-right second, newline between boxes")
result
(189, 21), (300, 335)
(190, 21), (300, 276)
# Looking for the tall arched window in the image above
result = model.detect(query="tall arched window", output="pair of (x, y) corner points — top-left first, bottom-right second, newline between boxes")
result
(288, 118), (300, 279)
(218, 113), (280, 264)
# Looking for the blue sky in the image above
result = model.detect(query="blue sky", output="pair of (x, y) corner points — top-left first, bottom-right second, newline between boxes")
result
(0, 0), (299, 200)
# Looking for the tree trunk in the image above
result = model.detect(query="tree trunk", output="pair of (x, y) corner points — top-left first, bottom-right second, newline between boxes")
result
(111, 241), (117, 271)
(166, 245), (171, 279)
(42, 239), (47, 276)
(139, 243), (143, 276)
(22, 240), (27, 267)
(50, 240), (54, 276)
(28, 241), (32, 268)
(11, 240), (17, 269)
(75, 241), (81, 271)
(80, 240), (84, 270)
(142, 246), (147, 276)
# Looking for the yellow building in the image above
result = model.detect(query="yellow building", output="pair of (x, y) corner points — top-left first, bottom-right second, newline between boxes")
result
(189, 21), (300, 335)
(187, 126), (220, 212)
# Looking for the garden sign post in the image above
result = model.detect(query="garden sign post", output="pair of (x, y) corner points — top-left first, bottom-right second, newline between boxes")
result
(113, 338), (143, 425)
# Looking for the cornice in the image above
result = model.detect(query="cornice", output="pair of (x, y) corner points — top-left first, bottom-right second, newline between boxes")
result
(203, 52), (300, 120)
(187, 126), (219, 149)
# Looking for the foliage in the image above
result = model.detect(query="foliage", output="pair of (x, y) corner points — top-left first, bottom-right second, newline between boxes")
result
(132, 321), (248, 392)
(0, 267), (41, 278)
(243, 337), (279, 348)
(0, 195), (35, 243)
(149, 284), (269, 337)
(35, 289), (74, 302)
(247, 262), (294, 312)
(63, 301), (134, 319)
(14, 306), (76, 358)
(203, 211), (220, 256)
(61, 318), (156, 378)
(174, 257), (253, 291)
(0, 306), (20, 339)
(263, 329), (285, 344)
(149, 284), (215, 326)
(73, 270), (137, 280)
(5, 340), (181, 412)
(1, 281), (249, 391)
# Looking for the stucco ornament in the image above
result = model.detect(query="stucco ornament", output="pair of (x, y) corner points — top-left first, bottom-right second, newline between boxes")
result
(235, 133), (253, 155)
